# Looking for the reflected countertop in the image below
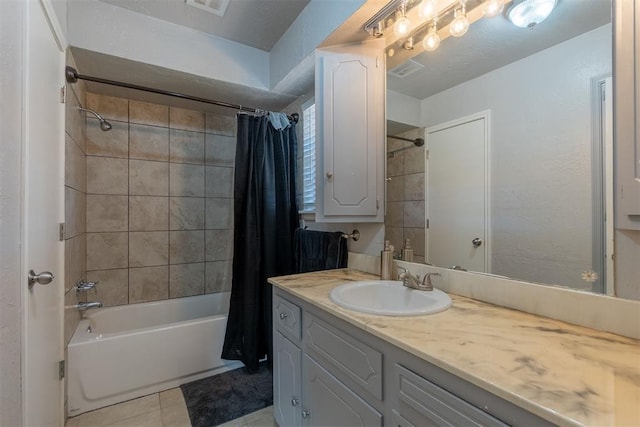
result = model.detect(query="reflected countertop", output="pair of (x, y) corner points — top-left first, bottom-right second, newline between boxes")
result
(268, 269), (640, 427)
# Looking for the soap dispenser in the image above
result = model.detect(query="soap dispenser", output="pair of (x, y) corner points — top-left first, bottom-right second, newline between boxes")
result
(401, 239), (413, 262)
(380, 240), (394, 280)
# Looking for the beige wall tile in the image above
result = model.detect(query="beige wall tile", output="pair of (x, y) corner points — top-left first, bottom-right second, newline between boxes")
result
(385, 227), (404, 254)
(205, 134), (236, 166)
(65, 234), (86, 293)
(404, 200), (425, 228)
(170, 107), (205, 132)
(65, 87), (86, 150)
(169, 230), (205, 264)
(404, 228), (425, 258)
(129, 196), (169, 231)
(169, 197), (205, 230)
(87, 156), (129, 195)
(404, 173), (425, 201)
(170, 163), (205, 197)
(129, 266), (169, 303)
(129, 231), (169, 267)
(86, 232), (128, 270)
(386, 175), (404, 202)
(205, 166), (234, 198)
(65, 134), (86, 192)
(130, 100), (168, 127)
(129, 123), (169, 162)
(170, 129), (205, 164)
(205, 198), (232, 229)
(205, 261), (232, 293)
(86, 118), (129, 158)
(130, 159), (169, 196)
(404, 146), (425, 175)
(87, 269), (129, 307)
(169, 263), (205, 298)
(387, 151), (404, 177)
(386, 201), (404, 228)
(65, 187), (86, 238)
(87, 93), (129, 122)
(205, 229), (233, 261)
(205, 113), (236, 136)
(86, 195), (128, 232)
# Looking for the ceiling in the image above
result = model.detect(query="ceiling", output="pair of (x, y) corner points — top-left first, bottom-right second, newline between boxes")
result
(387, 0), (612, 100)
(97, 0), (311, 51)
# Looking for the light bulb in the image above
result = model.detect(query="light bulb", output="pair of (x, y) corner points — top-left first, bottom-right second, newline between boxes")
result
(418, 0), (437, 20)
(449, 7), (469, 37)
(422, 26), (440, 51)
(507, 0), (557, 29)
(482, 0), (504, 17)
(393, 15), (411, 37)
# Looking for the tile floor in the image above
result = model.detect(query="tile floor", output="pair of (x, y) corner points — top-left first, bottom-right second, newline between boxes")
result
(65, 388), (276, 427)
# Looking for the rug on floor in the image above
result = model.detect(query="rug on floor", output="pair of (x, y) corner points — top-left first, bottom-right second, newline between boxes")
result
(180, 363), (273, 427)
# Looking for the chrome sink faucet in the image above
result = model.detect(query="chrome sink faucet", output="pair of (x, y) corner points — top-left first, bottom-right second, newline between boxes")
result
(397, 266), (440, 291)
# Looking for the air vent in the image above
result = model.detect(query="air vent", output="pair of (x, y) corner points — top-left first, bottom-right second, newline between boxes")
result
(388, 60), (424, 78)
(185, 0), (230, 16)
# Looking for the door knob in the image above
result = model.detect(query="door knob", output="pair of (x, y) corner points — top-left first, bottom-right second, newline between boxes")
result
(326, 171), (333, 179)
(28, 270), (55, 287)
(472, 238), (483, 248)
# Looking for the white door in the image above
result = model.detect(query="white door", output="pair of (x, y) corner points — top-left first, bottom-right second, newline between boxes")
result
(426, 114), (489, 273)
(23, 0), (66, 425)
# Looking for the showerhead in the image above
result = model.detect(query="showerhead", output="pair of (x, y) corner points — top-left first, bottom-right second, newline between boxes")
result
(78, 107), (112, 132)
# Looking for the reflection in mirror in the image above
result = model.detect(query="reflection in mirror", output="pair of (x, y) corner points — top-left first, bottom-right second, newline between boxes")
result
(385, 0), (614, 294)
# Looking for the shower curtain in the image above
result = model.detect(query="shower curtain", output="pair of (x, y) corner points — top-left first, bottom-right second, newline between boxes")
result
(221, 113), (298, 373)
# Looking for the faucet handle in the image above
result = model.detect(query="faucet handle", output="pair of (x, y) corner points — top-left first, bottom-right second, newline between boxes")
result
(75, 280), (99, 292)
(396, 266), (408, 280)
(421, 272), (441, 289)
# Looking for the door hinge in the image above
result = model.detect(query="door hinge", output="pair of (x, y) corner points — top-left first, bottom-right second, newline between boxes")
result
(425, 149), (430, 160)
(60, 85), (66, 103)
(426, 219), (430, 229)
(377, 199), (380, 209)
(59, 360), (65, 380)
(59, 223), (65, 241)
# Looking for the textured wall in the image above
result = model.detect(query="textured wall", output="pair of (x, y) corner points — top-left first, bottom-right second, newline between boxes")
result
(84, 93), (236, 306)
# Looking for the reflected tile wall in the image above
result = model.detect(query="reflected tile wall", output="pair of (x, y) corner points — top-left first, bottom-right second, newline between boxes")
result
(85, 93), (236, 306)
(385, 128), (426, 260)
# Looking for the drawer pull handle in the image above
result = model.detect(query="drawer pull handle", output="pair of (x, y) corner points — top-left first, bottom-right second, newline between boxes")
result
(302, 410), (311, 418)
(291, 398), (299, 406)
(279, 313), (288, 320)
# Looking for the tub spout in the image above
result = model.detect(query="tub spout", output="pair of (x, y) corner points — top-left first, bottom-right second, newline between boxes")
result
(75, 301), (102, 311)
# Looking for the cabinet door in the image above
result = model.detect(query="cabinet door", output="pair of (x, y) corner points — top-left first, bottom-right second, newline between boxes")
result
(274, 332), (302, 427)
(303, 355), (383, 427)
(315, 39), (385, 222)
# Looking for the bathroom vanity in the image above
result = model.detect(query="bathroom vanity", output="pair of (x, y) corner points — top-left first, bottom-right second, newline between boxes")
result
(269, 269), (640, 427)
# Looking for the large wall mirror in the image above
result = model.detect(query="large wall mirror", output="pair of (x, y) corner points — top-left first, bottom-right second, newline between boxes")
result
(385, 0), (618, 295)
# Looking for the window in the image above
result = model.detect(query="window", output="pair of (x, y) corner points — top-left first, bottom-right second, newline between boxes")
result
(301, 101), (316, 212)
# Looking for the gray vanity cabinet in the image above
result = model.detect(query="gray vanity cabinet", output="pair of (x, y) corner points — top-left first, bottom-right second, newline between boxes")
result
(273, 288), (554, 427)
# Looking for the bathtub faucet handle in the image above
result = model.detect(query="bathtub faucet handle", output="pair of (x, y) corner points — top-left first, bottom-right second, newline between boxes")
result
(75, 280), (99, 293)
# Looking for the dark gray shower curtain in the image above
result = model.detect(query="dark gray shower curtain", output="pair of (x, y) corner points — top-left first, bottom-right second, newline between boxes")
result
(221, 113), (298, 373)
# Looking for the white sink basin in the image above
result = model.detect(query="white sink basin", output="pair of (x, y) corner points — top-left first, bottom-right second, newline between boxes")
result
(329, 280), (452, 316)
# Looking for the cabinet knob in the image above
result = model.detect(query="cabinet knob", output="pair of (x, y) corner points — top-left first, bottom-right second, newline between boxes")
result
(279, 312), (288, 320)
(291, 398), (299, 406)
(326, 171), (333, 179)
(302, 410), (311, 419)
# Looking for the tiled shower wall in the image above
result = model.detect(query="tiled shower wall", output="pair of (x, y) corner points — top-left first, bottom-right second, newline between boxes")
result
(84, 93), (236, 307)
(64, 52), (87, 345)
(385, 128), (427, 263)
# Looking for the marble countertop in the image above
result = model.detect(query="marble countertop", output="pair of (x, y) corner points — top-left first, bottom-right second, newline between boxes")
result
(268, 269), (640, 427)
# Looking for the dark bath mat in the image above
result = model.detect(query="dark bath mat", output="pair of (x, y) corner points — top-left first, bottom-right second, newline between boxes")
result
(180, 363), (273, 427)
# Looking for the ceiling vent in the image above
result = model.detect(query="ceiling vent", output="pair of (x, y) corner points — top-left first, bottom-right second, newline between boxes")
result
(185, 0), (231, 17)
(388, 60), (424, 78)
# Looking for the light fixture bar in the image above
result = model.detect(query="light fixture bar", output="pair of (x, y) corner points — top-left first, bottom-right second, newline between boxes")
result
(363, 0), (407, 36)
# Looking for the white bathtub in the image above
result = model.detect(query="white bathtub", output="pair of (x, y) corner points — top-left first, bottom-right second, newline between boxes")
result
(67, 292), (242, 416)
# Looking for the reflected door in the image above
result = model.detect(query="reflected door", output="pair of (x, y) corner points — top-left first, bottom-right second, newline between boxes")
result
(426, 114), (488, 273)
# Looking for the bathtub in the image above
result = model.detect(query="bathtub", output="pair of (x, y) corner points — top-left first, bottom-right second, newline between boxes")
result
(67, 292), (242, 416)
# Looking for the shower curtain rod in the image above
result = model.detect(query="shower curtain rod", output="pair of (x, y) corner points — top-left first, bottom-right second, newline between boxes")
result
(65, 66), (299, 123)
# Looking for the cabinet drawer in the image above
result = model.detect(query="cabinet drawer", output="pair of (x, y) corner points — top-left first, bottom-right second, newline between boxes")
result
(304, 313), (383, 400)
(274, 295), (302, 342)
(395, 364), (508, 427)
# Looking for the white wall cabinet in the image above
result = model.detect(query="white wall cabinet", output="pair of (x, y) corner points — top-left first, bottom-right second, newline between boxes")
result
(615, 0), (640, 228)
(315, 39), (385, 223)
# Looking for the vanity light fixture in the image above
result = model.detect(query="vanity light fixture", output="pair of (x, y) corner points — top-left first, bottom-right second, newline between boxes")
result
(418, 0), (437, 20)
(507, 0), (557, 29)
(393, 2), (411, 38)
(403, 36), (415, 50)
(482, 0), (505, 17)
(449, 2), (470, 37)
(422, 22), (441, 51)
